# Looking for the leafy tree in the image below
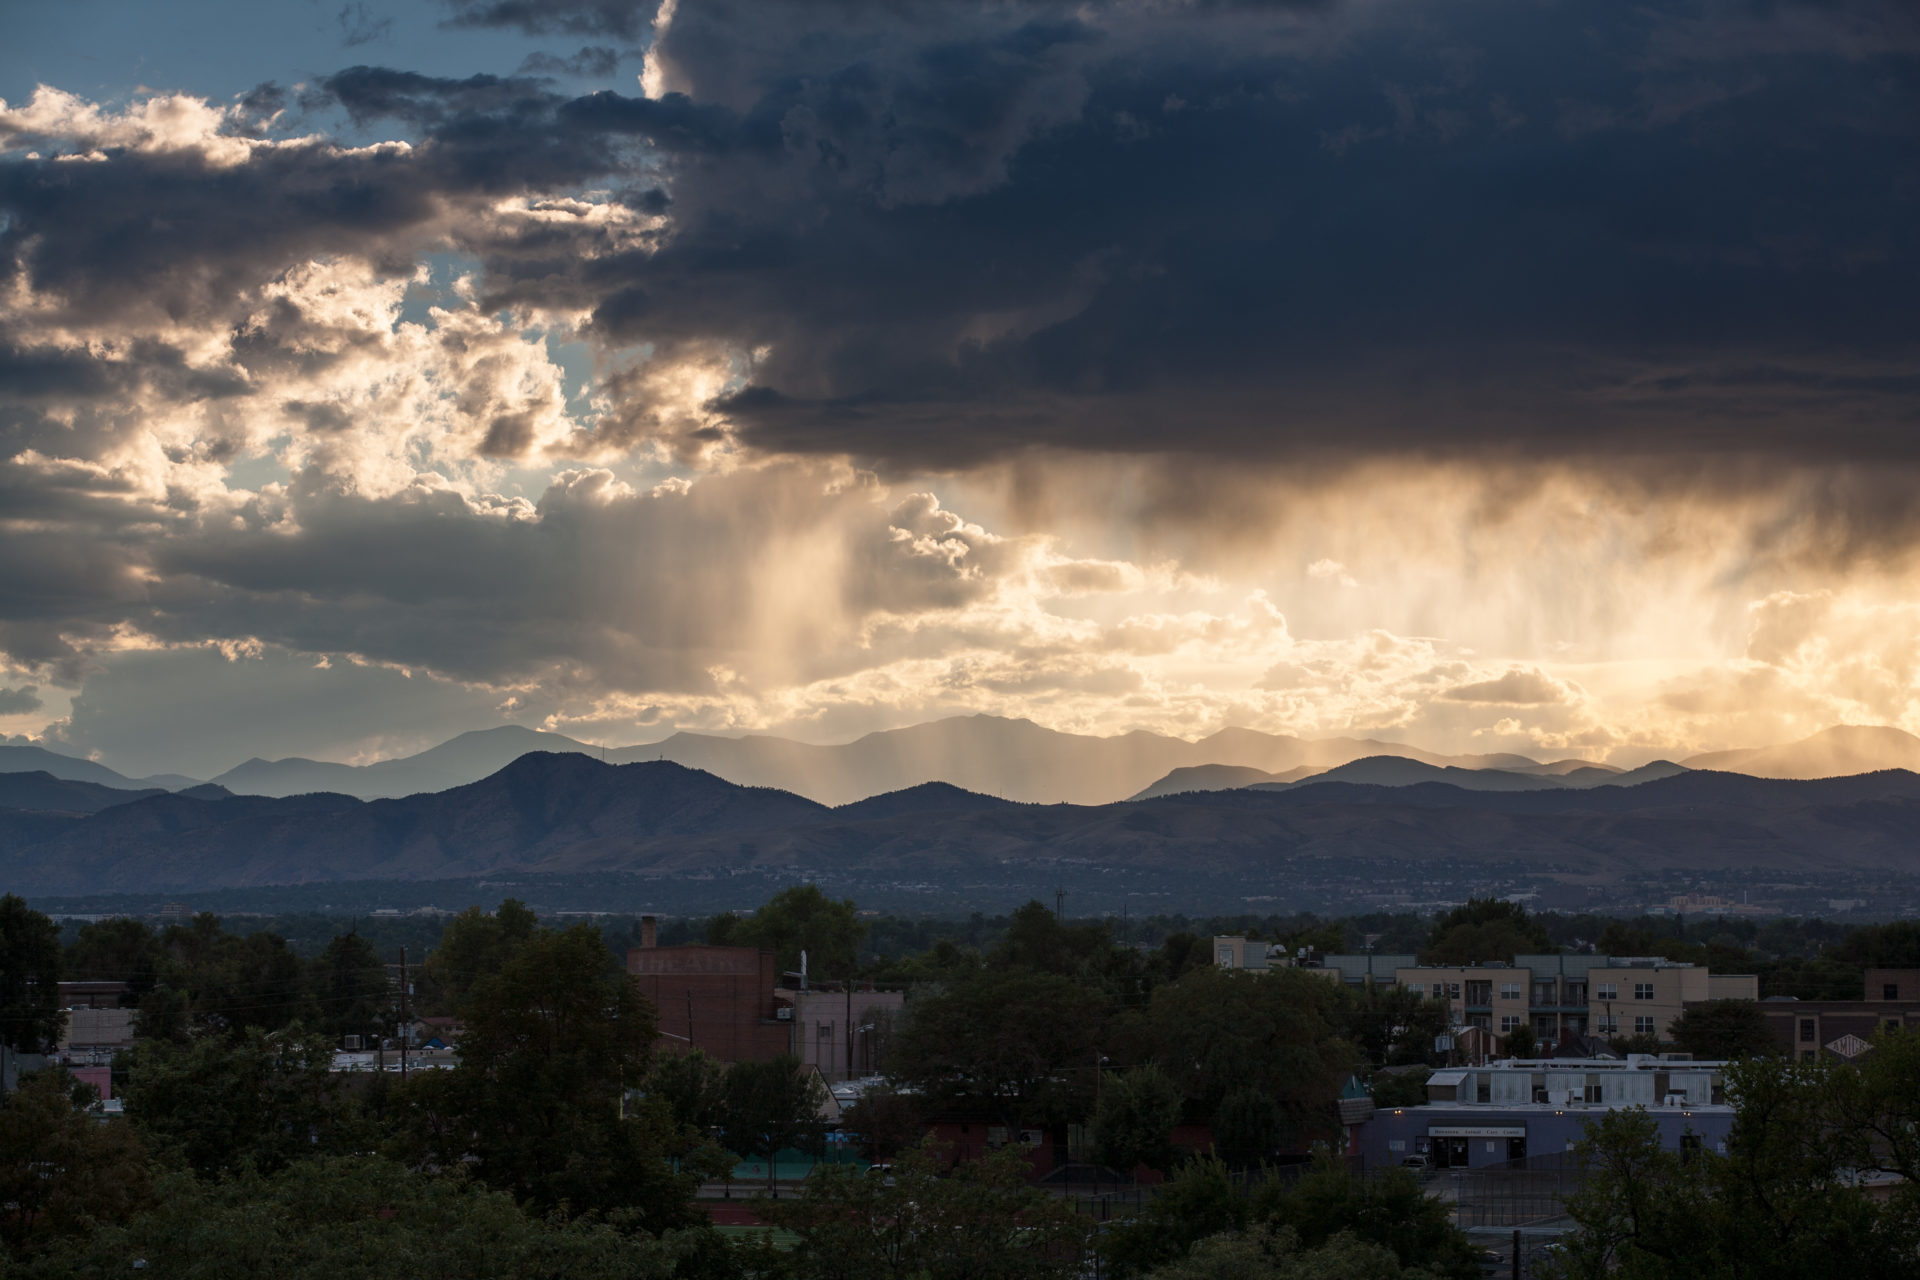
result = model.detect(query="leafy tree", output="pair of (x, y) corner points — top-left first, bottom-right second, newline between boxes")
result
(1421, 899), (1550, 965)
(1104, 1155), (1248, 1277)
(1258, 1155), (1479, 1279)
(122, 1025), (362, 1178)
(752, 1140), (1090, 1280)
(1155, 932), (1206, 983)
(0, 894), (63, 1054)
(1344, 982), (1448, 1069)
(1502, 1021), (1537, 1058)
(1094, 1065), (1181, 1174)
(891, 969), (1104, 1134)
(1215, 1086), (1287, 1170)
(306, 932), (391, 1044)
(735, 885), (866, 978)
(1667, 1000), (1776, 1060)
(720, 1053), (826, 1196)
(1546, 1054), (1920, 1280)
(62, 917), (164, 999)
(414, 922), (693, 1222)
(992, 900), (1119, 978)
(0, 1069), (150, 1261)
(20, 1156), (697, 1280)
(842, 1081), (924, 1164)
(644, 1046), (728, 1136)
(148, 914), (308, 1036)
(1366, 1068), (1431, 1111)
(1142, 1225), (1440, 1280)
(420, 898), (538, 1012)
(1146, 967), (1354, 1136)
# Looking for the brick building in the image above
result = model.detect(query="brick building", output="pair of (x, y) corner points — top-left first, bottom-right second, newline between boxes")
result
(1760, 969), (1920, 1060)
(626, 916), (791, 1063)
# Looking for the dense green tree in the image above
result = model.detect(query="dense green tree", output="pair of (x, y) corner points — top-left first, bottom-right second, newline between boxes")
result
(1829, 921), (1920, 971)
(1093, 1065), (1181, 1174)
(1257, 1156), (1479, 1279)
(991, 900), (1121, 978)
(306, 932), (391, 1044)
(122, 1025), (361, 1178)
(1343, 982), (1448, 1069)
(1215, 1086), (1288, 1170)
(1104, 1155), (1248, 1277)
(61, 918), (164, 998)
(412, 923), (693, 1222)
(19, 1157), (697, 1280)
(891, 969), (1104, 1134)
(1142, 1225), (1443, 1280)
(1667, 1000), (1777, 1060)
(644, 1046), (728, 1136)
(0, 895), (64, 1054)
(1155, 932), (1206, 983)
(720, 1053), (827, 1196)
(1502, 1021), (1537, 1058)
(1546, 1053), (1920, 1280)
(1421, 899), (1550, 965)
(0, 1069), (150, 1261)
(752, 1141), (1090, 1280)
(1146, 967), (1354, 1135)
(1365, 1068), (1431, 1111)
(419, 898), (538, 1012)
(841, 1081), (924, 1164)
(734, 885), (866, 978)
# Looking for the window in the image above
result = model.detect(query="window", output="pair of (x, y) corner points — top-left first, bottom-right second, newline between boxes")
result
(818, 1021), (834, 1038)
(1584, 1083), (1604, 1103)
(1500, 983), (1522, 1000)
(1447, 983), (1461, 1001)
(1595, 983), (1617, 1001)
(1217, 946), (1235, 967)
(1431, 982), (1445, 999)
(1633, 983), (1655, 1001)
(1885, 983), (1900, 1000)
(1597, 1014), (1618, 1033)
(1501, 1015), (1520, 1032)
(1634, 1016), (1656, 1036)
(1465, 981), (1492, 1005)
(1565, 982), (1587, 1004)
(1800, 1019), (1816, 1043)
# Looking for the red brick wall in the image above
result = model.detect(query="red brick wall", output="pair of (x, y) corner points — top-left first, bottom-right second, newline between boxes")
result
(627, 946), (793, 1063)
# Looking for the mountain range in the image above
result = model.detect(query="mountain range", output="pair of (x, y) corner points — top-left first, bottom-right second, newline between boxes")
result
(6, 718), (1919, 808)
(4, 751), (1920, 896)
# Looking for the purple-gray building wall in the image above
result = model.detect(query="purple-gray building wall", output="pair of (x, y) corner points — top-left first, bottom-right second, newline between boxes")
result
(1355, 1105), (1734, 1171)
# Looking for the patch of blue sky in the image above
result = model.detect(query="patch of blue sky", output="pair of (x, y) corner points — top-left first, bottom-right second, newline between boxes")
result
(2, 0), (646, 110)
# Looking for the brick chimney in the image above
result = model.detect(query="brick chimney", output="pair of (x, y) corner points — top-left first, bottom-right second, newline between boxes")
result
(640, 915), (658, 949)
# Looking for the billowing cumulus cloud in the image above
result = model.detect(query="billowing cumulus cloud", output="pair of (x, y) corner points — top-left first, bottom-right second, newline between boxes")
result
(3, 1), (1919, 777)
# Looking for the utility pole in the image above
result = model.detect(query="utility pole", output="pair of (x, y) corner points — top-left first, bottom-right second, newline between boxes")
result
(399, 946), (410, 1081)
(1055, 888), (1065, 920)
(845, 979), (853, 1082)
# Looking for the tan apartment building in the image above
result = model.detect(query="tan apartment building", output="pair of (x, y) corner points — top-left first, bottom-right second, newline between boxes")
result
(1388, 955), (1758, 1044)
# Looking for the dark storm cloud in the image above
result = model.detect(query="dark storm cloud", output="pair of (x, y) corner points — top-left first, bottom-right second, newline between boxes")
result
(6, 0), (1919, 475)
(0, 686), (41, 714)
(441, 0), (655, 38)
(391, 0), (1920, 471)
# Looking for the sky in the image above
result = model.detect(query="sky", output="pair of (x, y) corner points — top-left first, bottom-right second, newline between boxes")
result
(1, 0), (1917, 780)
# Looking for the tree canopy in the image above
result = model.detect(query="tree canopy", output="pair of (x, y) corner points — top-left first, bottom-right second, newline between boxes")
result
(1421, 899), (1550, 965)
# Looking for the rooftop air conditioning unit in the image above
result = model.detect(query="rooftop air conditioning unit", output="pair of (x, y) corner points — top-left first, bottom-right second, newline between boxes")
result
(776, 1007), (793, 1020)
(342, 1035), (362, 1051)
